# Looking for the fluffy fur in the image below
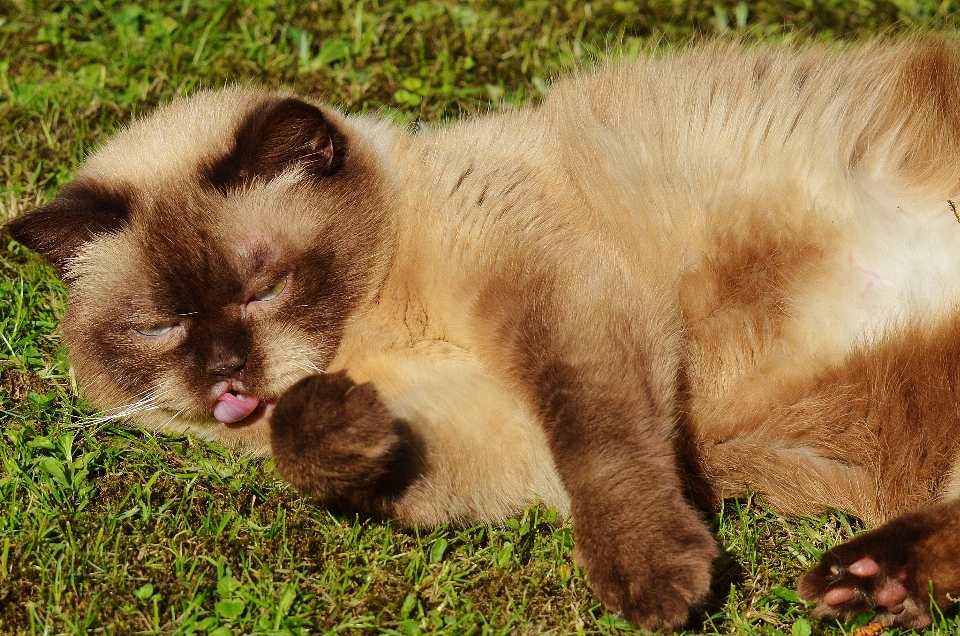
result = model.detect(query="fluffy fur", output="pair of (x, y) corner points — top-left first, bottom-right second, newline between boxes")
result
(10, 39), (960, 628)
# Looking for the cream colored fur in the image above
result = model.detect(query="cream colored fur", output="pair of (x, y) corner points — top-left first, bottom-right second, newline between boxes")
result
(56, 39), (960, 529)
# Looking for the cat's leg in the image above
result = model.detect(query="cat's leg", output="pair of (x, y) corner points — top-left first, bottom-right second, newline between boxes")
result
(691, 316), (960, 627)
(686, 296), (960, 527)
(486, 282), (720, 630)
(694, 436), (880, 520)
(675, 219), (889, 521)
(528, 358), (719, 629)
(798, 498), (960, 628)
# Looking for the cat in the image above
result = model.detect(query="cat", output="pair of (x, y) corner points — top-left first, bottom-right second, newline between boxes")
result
(9, 37), (960, 629)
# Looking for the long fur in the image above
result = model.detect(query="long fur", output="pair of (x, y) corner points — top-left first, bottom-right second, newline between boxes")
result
(10, 38), (960, 628)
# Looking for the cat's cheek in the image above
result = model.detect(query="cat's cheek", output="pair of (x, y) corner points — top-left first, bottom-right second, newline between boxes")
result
(65, 321), (169, 406)
(247, 321), (334, 395)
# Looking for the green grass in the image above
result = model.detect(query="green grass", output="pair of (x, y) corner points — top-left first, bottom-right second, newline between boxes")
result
(2, 0), (960, 633)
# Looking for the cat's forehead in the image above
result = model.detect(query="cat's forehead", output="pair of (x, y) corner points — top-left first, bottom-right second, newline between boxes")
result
(67, 183), (309, 304)
(70, 86), (329, 254)
(79, 88), (270, 193)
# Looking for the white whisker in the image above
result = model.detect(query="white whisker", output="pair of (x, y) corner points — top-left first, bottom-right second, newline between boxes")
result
(160, 408), (187, 429)
(80, 385), (172, 425)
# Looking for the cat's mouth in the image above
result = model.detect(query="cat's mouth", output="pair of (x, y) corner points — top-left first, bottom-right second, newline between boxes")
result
(213, 390), (276, 428)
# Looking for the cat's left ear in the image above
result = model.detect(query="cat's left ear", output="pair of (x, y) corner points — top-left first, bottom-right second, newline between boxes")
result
(204, 97), (348, 192)
(6, 180), (131, 276)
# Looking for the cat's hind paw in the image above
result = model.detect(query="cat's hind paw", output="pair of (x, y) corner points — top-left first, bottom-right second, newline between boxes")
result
(799, 553), (927, 627)
(819, 557), (908, 611)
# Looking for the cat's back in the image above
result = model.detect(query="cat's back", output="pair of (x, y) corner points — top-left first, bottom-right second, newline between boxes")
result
(540, 39), (951, 219)
(399, 43), (916, 259)
(536, 40), (960, 329)
(400, 39), (960, 374)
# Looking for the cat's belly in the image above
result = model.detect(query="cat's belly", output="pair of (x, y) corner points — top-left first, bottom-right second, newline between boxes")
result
(682, 188), (960, 436)
(810, 194), (960, 357)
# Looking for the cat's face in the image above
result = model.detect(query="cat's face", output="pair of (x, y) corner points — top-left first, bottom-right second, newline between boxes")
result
(9, 88), (390, 453)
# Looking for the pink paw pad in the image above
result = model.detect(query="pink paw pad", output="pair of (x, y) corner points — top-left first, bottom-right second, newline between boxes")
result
(824, 586), (856, 605)
(875, 582), (908, 612)
(848, 557), (880, 577)
(822, 556), (909, 613)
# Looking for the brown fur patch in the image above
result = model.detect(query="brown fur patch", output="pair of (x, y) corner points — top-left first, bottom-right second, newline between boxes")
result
(868, 38), (960, 193)
(203, 97), (348, 193)
(270, 371), (425, 515)
(7, 179), (132, 273)
(680, 223), (825, 404)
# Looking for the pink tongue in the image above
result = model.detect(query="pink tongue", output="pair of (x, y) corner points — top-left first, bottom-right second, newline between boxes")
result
(213, 392), (260, 424)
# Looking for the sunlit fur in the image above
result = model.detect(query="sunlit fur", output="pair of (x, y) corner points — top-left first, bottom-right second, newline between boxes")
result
(13, 38), (960, 628)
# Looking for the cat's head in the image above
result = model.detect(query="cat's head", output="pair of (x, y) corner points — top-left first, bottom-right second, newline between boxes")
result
(8, 88), (393, 453)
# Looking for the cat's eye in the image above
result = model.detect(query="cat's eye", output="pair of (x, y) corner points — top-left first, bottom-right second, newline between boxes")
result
(134, 321), (179, 337)
(251, 277), (287, 302)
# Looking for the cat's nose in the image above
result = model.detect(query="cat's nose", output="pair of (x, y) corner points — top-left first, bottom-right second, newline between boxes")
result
(206, 353), (247, 377)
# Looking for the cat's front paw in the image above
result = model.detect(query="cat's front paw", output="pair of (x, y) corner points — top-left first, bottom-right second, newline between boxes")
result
(270, 371), (413, 509)
(575, 503), (718, 629)
(797, 502), (960, 628)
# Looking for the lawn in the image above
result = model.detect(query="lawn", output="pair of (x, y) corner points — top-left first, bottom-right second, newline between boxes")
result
(1, 1), (959, 634)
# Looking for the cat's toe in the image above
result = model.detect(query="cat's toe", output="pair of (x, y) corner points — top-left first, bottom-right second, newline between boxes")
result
(873, 580), (908, 609)
(848, 557), (880, 577)
(821, 585), (857, 606)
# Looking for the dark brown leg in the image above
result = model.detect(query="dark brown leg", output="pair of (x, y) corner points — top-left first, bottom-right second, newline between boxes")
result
(532, 358), (719, 629)
(470, 255), (724, 630)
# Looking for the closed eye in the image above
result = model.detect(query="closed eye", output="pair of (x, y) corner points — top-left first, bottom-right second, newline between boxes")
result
(134, 320), (179, 337)
(251, 276), (287, 302)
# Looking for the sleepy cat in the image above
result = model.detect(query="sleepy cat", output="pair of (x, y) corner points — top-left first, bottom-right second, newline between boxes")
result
(9, 38), (960, 629)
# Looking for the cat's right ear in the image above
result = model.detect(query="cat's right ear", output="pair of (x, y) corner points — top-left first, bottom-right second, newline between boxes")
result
(6, 180), (130, 276)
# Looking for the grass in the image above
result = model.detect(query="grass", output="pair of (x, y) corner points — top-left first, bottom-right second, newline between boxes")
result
(1, 0), (960, 633)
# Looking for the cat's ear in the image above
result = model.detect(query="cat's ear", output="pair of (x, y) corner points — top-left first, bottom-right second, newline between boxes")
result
(204, 97), (348, 192)
(6, 180), (131, 276)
